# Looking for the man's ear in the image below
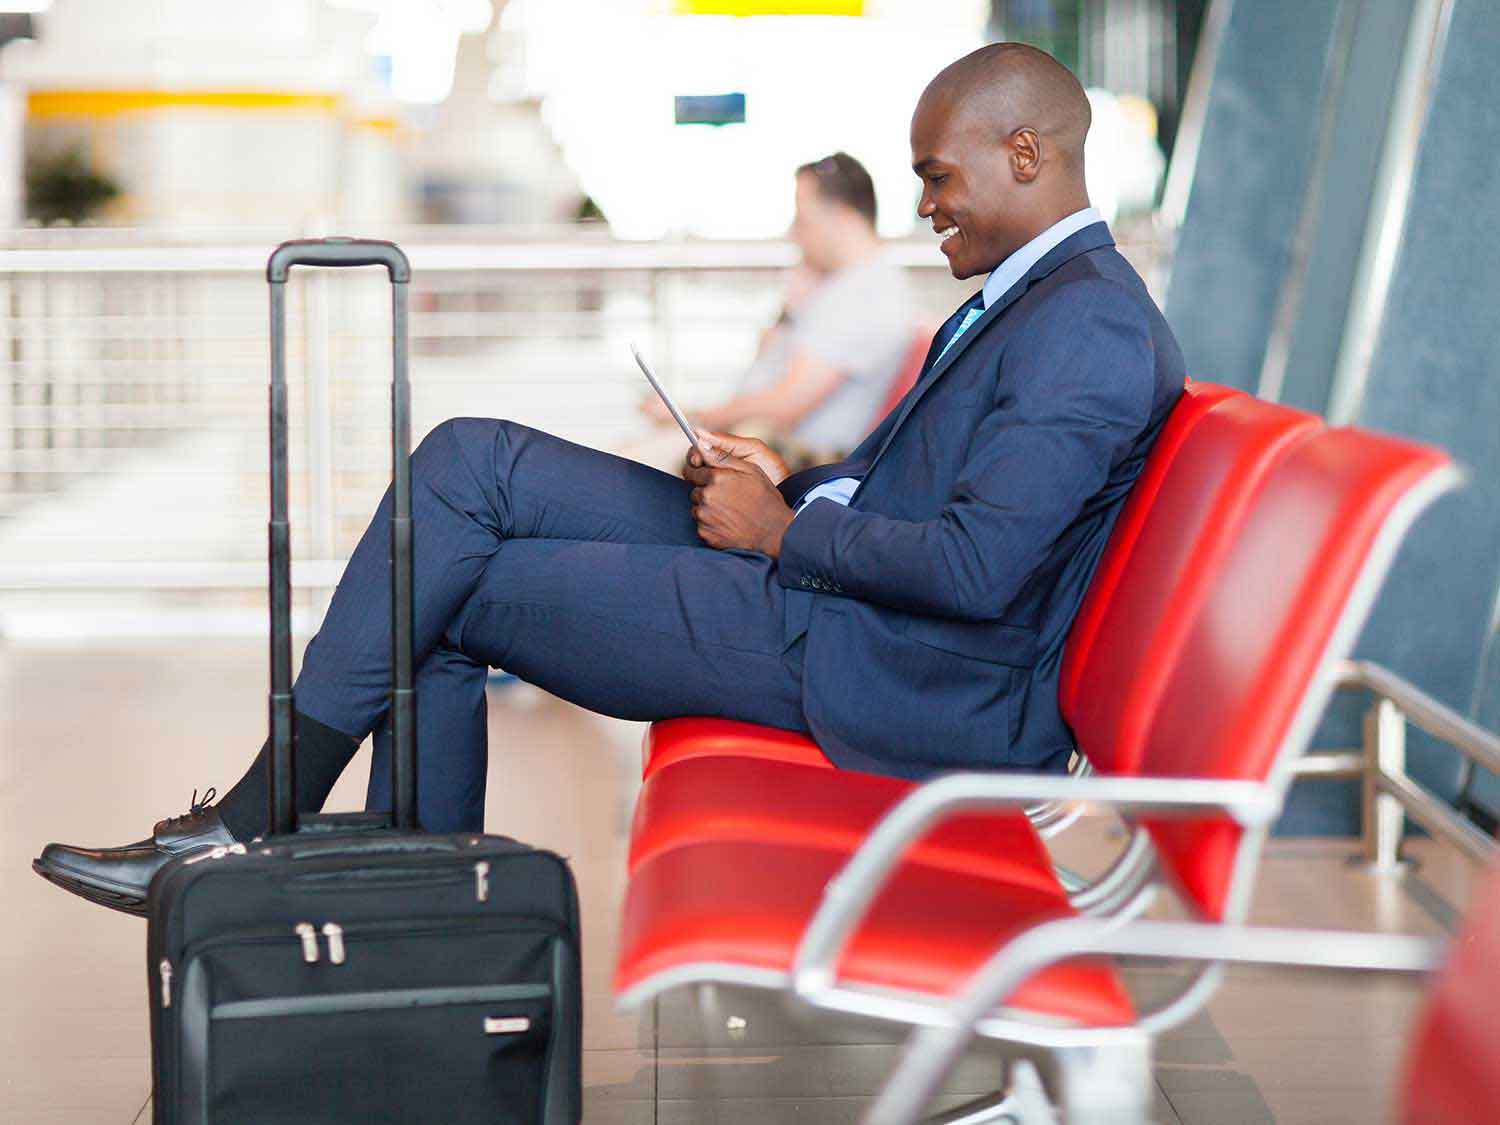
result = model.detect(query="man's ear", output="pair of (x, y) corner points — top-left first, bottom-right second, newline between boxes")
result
(1009, 127), (1042, 183)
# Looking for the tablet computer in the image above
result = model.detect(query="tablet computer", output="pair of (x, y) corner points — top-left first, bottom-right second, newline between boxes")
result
(631, 342), (713, 461)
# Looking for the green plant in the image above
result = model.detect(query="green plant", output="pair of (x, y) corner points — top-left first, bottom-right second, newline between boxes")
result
(25, 147), (120, 226)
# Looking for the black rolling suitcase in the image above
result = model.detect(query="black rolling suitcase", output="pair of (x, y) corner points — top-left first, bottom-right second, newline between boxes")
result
(146, 238), (582, 1125)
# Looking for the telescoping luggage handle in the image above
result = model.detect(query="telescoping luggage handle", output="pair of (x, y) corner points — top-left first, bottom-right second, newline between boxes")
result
(266, 237), (417, 835)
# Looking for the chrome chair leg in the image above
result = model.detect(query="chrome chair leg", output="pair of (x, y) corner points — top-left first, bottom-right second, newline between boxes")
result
(1053, 1039), (1152, 1125)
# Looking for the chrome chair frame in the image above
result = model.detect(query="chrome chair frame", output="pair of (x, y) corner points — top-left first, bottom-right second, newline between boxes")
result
(776, 463), (1462, 1123)
(867, 920), (1441, 1125)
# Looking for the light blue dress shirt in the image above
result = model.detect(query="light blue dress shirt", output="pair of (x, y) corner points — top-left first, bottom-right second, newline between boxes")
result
(793, 206), (1103, 515)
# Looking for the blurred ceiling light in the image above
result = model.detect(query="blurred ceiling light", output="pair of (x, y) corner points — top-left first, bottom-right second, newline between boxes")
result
(497, 0), (985, 239)
(333, 0), (492, 104)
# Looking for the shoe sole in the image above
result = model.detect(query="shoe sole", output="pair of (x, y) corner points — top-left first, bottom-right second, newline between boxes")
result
(31, 857), (148, 918)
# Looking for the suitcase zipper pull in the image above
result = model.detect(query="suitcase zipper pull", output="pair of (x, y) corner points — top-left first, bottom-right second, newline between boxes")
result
(475, 861), (490, 903)
(294, 922), (320, 963)
(185, 841), (247, 865)
(321, 922), (346, 965)
(159, 958), (172, 1008)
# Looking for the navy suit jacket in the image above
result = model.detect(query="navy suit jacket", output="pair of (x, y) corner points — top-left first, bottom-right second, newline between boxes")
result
(775, 222), (1185, 777)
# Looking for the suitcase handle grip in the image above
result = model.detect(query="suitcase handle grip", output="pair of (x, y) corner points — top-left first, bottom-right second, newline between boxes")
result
(267, 237), (410, 283)
(285, 838), (461, 861)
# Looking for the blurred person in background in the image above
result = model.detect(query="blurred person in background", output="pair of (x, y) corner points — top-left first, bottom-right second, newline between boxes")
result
(636, 152), (917, 471)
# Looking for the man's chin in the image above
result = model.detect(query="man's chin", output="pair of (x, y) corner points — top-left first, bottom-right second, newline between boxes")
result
(944, 248), (1003, 281)
(946, 256), (981, 281)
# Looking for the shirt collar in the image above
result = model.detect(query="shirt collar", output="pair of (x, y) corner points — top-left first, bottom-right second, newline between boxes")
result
(980, 206), (1103, 310)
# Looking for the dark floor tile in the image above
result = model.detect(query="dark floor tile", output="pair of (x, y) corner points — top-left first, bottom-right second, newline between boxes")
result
(1154, 1034), (1235, 1065)
(1166, 1085), (1277, 1125)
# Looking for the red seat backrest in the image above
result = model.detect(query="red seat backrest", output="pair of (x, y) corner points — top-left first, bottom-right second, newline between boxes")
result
(869, 325), (935, 426)
(1060, 380), (1240, 723)
(1138, 427), (1454, 919)
(1399, 865), (1500, 1124)
(1062, 389), (1322, 774)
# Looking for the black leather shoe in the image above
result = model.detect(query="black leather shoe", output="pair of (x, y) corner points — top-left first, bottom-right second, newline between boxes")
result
(32, 788), (238, 917)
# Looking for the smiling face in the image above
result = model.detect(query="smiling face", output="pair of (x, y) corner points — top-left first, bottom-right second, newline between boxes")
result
(910, 92), (1038, 280)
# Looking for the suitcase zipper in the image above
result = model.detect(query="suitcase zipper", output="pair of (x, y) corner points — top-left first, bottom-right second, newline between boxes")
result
(475, 860), (490, 902)
(159, 958), (172, 1008)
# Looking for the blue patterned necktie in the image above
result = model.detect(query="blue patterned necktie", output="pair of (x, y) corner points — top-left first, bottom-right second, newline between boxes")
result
(937, 304), (984, 361)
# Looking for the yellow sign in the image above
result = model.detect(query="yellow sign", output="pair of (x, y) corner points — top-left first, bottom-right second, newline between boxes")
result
(28, 90), (341, 119)
(673, 1), (864, 15)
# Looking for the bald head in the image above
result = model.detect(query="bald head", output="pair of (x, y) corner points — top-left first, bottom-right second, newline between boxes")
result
(922, 43), (1091, 175)
(911, 44), (1093, 279)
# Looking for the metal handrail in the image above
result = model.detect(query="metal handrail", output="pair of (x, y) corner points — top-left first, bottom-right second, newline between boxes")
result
(0, 237), (961, 276)
(1327, 658), (1500, 869)
(1339, 659), (1500, 774)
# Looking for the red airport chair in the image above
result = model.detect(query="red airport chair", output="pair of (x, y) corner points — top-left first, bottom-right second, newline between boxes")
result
(1397, 861), (1500, 1124)
(614, 415), (1457, 1122)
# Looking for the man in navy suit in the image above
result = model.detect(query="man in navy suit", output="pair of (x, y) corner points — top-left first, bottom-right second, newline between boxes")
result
(36, 43), (1184, 914)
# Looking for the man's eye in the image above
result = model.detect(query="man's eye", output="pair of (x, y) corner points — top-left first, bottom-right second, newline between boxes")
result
(930, 175), (947, 186)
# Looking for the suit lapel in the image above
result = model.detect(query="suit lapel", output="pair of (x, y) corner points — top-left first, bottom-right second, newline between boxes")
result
(858, 222), (1116, 482)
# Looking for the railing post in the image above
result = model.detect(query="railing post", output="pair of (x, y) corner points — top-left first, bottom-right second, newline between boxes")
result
(1362, 698), (1407, 869)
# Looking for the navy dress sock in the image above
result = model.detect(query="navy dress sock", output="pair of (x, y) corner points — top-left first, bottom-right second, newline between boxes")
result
(214, 711), (361, 840)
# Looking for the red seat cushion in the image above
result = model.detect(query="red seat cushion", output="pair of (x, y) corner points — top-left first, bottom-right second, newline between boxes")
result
(615, 840), (1133, 1026)
(642, 717), (833, 778)
(1400, 866), (1500, 1124)
(629, 756), (1060, 894)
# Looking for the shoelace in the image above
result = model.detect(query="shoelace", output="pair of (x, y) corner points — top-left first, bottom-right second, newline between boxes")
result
(158, 786), (217, 834)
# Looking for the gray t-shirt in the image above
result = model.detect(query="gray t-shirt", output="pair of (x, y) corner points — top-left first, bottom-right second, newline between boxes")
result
(739, 255), (915, 451)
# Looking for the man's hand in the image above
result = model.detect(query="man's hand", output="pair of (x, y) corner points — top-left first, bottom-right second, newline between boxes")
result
(685, 450), (795, 558)
(687, 430), (790, 485)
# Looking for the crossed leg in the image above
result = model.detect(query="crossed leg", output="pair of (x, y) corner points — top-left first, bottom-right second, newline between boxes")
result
(32, 417), (809, 911)
(289, 418), (806, 832)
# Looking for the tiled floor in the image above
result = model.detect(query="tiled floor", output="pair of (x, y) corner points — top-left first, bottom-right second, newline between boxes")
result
(3, 640), (1484, 1123)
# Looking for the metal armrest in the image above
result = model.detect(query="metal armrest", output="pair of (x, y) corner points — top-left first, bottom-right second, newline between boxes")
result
(867, 917), (1442, 1125)
(791, 773), (1282, 1000)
